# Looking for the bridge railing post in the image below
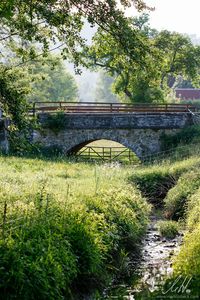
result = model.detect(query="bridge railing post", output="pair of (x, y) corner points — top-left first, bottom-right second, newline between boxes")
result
(110, 103), (113, 113)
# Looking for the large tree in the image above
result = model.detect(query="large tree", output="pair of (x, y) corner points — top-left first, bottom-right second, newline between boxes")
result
(83, 14), (200, 103)
(0, 0), (150, 67)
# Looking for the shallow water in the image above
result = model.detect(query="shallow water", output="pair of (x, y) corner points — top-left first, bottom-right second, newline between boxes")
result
(102, 215), (182, 300)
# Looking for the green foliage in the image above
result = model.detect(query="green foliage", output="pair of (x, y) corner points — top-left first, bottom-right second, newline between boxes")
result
(85, 14), (200, 103)
(0, 64), (38, 154)
(161, 125), (200, 150)
(173, 227), (200, 294)
(0, 65), (30, 130)
(0, 52), (78, 153)
(0, 156), (150, 298)
(172, 188), (200, 295)
(0, 0), (148, 68)
(27, 55), (78, 103)
(129, 158), (200, 203)
(157, 220), (179, 239)
(0, 223), (77, 300)
(168, 186), (200, 297)
(186, 187), (200, 231)
(42, 111), (67, 134)
(164, 169), (200, 220)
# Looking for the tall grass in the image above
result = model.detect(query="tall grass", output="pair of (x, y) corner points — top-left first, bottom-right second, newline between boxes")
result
(129, 156), (200, 204)
(0, 156), (150, 299)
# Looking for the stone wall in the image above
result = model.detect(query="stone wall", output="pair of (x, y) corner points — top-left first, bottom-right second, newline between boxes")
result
(33, 112), (194, 159)
(38, 112), (193, 130)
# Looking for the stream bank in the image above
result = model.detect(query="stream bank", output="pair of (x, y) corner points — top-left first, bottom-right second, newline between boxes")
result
(101, 212), (182, 300)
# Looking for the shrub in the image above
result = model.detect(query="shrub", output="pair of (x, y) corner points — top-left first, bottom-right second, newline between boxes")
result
(161, 125), (200, 151)
(157, 220), (179, 239)
(42, 111), (66, 134)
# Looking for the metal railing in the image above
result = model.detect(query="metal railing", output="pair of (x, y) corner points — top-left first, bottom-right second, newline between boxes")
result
(31, 101), (200, 116)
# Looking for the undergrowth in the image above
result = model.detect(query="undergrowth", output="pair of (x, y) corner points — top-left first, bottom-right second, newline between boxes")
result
(0, 156), (150, 299)
(129, 156), (200, 205)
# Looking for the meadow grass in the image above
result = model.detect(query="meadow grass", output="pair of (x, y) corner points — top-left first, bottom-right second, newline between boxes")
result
(1, 141), (200, 299)
(0, 155), (150, 299)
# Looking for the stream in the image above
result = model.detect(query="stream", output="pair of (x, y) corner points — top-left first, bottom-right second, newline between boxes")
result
(102, 214), (182, 300)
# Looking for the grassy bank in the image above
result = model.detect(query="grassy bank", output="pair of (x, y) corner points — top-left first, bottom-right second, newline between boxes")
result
(130, 152), (200, 299)
(0, 156), (150, 299)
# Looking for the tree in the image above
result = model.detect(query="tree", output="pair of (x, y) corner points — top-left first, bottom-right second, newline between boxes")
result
(154, 30), (200, 90)
(0, 63), (34, 153)
(27, 56), (78, 103)
(0, 1), (150, 67)
(84, 14), (200, 103)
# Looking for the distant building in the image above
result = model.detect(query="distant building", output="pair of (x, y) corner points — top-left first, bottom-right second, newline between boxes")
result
(175, 88), (200, 100)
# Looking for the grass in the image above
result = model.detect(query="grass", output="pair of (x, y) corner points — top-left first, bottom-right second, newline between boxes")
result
(1, 127), (200, 299)
(87, 139), (124, 147)
(169, 182), (200, 297)
(129, 155), (200, 205)
(0, 155), (150, 299)
(164, 169), (200, 219)
(157, 220), (179, 239)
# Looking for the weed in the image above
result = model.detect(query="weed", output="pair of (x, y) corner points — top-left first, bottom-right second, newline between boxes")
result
(157, 220), (179, 239)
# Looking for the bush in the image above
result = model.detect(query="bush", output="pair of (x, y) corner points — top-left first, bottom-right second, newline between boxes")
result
(161, 125), (200, 151)
(164, 170), (200, 220)
(157, 220), (179, 239)
(42, 111), (66, 134)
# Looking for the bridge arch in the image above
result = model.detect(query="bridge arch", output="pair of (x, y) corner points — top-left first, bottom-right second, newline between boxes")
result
(67, 134), (140, 157)
(59, 129), (161, 160)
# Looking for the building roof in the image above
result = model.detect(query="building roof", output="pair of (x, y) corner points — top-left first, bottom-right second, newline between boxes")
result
(175, 88), (200, 100)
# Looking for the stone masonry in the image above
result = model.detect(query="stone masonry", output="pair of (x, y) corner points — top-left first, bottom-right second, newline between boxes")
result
(33, 112), (194, 159)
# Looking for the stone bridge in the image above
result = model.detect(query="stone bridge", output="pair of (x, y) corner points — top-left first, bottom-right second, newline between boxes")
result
(32, 112), (194, 159)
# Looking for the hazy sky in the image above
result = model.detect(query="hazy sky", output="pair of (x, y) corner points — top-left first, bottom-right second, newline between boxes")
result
(127, 0), (200, 36)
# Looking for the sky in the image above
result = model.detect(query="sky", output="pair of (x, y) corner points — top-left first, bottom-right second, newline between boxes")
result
(127, 0), (200, 37)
